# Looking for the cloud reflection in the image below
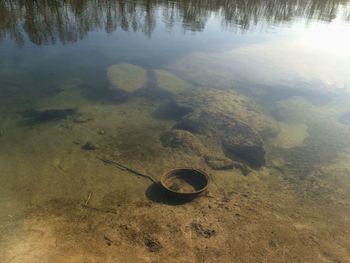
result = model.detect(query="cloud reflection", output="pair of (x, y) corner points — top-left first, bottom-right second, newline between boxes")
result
(171, 18), (350, 93)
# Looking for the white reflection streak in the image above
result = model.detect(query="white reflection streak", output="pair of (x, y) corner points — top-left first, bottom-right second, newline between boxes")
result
(229, 18), (350, 91)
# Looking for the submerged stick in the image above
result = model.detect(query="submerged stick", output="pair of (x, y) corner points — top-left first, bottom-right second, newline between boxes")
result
(98, 157), (157, 183)
(84, 206), (118, 214)
(84, 192), (92, 207)
(82, 191), (119, 214)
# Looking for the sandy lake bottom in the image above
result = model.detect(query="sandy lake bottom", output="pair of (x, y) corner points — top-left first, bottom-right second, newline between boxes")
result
(0, 65), (350, 262)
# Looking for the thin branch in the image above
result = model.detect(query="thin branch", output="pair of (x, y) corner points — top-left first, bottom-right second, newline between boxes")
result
(98, 157), (157, 183)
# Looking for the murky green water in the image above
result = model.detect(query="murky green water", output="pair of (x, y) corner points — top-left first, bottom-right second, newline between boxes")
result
(1, 0), (350, 262)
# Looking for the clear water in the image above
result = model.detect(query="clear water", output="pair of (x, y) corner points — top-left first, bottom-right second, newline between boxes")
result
(1, 0), (350, 262)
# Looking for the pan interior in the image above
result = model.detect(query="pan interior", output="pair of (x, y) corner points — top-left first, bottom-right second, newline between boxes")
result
(163, 169), (208, 193)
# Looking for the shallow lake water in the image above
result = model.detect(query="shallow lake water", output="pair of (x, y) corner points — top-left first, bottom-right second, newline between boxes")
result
(1, 0), (350, 262)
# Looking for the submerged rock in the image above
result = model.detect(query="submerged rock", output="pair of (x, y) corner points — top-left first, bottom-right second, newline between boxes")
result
(152, 100), (192, 121)
(154, 69), (192, 95)
(160, 129), (205, 155)
(152, 71), (277, 138)
(232, 162), (252, 176)
(204, 155), (234, 170)
(107, 63), (147, 92)
(175, 110), (266, 167)
(169, 52), (233, 88)
(155, 82), (272, 168)
(175, 88), (278, 139)
(204, 155), (251, 175)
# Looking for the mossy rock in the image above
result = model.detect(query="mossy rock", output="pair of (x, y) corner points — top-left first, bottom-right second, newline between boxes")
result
(160, 129), (205, 155)
(175, 110), (266, 168)
(175, 88), (278, 139)
(107, 63), (147, 92)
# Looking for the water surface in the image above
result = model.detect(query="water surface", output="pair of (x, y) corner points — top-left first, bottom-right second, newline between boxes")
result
(1, 0), (350, 262)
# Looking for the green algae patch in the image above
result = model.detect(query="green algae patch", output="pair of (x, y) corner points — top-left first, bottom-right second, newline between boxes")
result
(154, 69), (192, 95)
(107, 63), (147, 92)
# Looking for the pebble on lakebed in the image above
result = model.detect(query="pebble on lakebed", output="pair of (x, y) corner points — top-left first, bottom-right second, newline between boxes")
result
(82, 142), (99, 151)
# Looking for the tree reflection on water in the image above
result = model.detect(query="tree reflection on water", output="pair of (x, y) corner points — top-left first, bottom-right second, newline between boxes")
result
(0, 0), (349, 45)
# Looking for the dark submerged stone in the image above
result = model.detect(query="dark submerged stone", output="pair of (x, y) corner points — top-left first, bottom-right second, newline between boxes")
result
(175, 110), (266, 168)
